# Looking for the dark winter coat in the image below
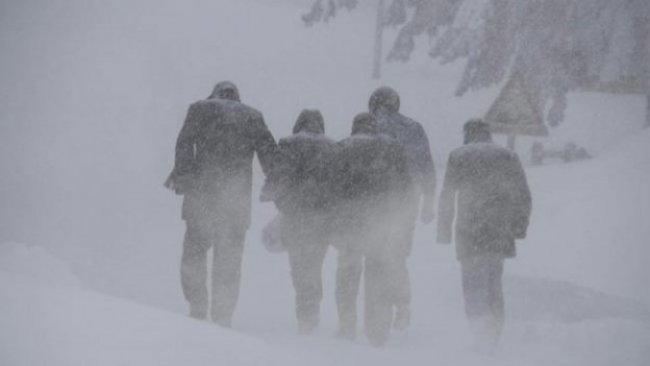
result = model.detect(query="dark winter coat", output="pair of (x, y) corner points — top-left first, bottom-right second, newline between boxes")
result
(166, 83), (276, 227)
(262, 109), (337, 215)
(329, 113), (412, 234)
(369, 87), (436, 201)
(437, 141), (532, 260)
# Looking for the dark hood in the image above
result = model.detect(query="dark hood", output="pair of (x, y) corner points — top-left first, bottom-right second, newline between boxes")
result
(368, 86), (400, 115)
(351, 112), (377, 135)
(208, 81), (241, 102)
(463, 118), (493, 144)
(293, 109), (325, 134)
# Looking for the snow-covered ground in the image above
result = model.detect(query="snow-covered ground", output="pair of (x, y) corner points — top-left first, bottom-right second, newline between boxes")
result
(1, 0), (649, 365)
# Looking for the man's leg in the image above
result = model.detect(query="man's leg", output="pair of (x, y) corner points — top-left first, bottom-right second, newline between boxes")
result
(391, 223), (414, 330)
(284, 215), (324, 333)
(335, 243), (363, 339)
(364, 253), (393, 347)
(461, 255), (504, 349)
(288, 236), (328, 334)
(461, 257), (488, 321)
(486, 256), (505, 341)
(210, 222), (247, 327)
(180, 220), (212, 319)
(389, 196), (416, 331)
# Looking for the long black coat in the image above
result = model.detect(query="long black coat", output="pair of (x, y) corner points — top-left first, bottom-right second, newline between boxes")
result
(168, 97), (276, 227)
(374, 109), (436, 200)
(332, 133), (411, 202)
(262, 110), (337, 215)
(437, 142), (532, 260)
(329, 130), (413, 242)
(369, 87), (436, 202)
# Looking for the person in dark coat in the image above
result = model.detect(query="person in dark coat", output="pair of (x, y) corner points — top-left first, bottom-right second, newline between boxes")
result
(165, 81), (277, 326)
(437, 119), (531, 349)
(368, 86), (436, 330)
(330, 112), (412, 347)
(261, 109), (336, 334)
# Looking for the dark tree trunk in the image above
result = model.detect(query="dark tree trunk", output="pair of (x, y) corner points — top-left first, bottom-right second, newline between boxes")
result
(645, 94), (650, 128)
(372, 0), (385, 79)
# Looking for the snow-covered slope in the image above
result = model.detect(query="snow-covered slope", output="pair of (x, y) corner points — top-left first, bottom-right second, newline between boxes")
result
(0, 244), (305, 366)
(512, 128), (650, 304)
(1, 238), (649, 366)
(1, 0), (649, 365)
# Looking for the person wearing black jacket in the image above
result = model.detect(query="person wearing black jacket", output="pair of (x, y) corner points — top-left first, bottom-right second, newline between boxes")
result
(165, 81), (277, 326)
(437, 119), (532, 349)
(330, 112), (412, 347)
(369, 86), (436, 330)
(262, 109), (336, 334)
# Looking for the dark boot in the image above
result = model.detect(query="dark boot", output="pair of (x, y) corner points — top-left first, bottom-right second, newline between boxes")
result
(333, 326), (356, 341)
(298, 319), (318, 335)
(212, 315), (232, 328)
(393, 305), (410, 331)
(189, 303), (207, 320)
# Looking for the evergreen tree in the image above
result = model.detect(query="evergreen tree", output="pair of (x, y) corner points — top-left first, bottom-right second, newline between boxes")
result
(303, 0), (650, 126)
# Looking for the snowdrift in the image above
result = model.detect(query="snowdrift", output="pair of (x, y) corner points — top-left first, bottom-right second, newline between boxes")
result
(0, 243), (305, 366)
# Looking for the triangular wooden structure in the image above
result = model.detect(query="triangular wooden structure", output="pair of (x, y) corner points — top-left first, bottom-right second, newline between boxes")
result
(484, 72), (549, 137)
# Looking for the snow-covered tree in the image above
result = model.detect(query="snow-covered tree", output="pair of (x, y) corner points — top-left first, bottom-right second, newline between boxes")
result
(302, 0), (359, 26)
(303, 0), (650, 127)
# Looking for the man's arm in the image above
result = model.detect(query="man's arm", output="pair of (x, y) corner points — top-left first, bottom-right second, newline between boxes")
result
(251, 113), (278, 176)
(436, 153), (458, 244)
(164, 104), (201, 194)
(413, 123), (436, 224)
(260, 138), (294, 203)
(510, 154), (532, 239)
(391, 142), (414, 194)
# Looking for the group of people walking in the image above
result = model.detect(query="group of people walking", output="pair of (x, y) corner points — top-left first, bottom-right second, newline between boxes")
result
(165, 81), (532, 348)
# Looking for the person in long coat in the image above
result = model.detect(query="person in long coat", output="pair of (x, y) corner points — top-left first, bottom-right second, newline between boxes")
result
(437, 119), (531, 348)
(369, 86), (436, 330)
(261, 109), (337, 334)
(330, 112), (412, 347)
(165, 81), (277, 326)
